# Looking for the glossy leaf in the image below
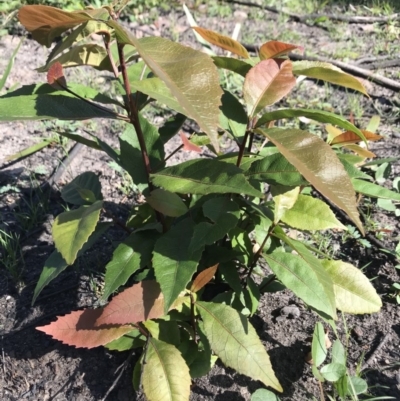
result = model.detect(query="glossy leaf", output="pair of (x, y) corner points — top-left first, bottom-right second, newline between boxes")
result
(32, 223), (110, 305)
(312, 322), (327, 367)
(190, 197), (240, 252)
(192, 26), (250, 58)
(258, 128), (363, 234)
(61, 172), (102, 206)
(151, 159), (263, 198)
(102, 231), (158, 300)
(37, 309), (132, 348)
(244, 59), (296, 116)
(144, 320), (180, 347)
(196, 301), (282, 392)
(330, 130), (382, 145)
(246, 153), (306, 186)
(130, 77), (185, 115)
(109, 25), (223, 152)
(147, 189), (188, 217)
(259, 40), (303, 60)
(212, 56), (252, 76)
(153, 219), (203, 313)
(273, 186), (300, 223)
(142, 338), (191, 401)
(321, 260), (382, 313)
(96, 281), (171, 326)
(191, 264), (219, 293)
(255, 108), (366, 141)
(105, 329), (144, 351)
(219, 90), (248, 143)
(41, 44), (113, 72)
(18, 5), (108, 47)
(264, 251), (336, 319)
(352, 179), (400, 201)
(292, 61), (368, 95)
(272, 229), (336, 317)
(280, 194), (346, 230)
(52, 200), (103, 265)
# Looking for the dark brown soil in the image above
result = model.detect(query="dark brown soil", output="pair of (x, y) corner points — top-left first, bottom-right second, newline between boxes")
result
(1, 2), (400, 400)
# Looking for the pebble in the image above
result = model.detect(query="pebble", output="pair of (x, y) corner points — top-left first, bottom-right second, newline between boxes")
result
(352, 326), (363, 339)
(280, 305), (301, 319)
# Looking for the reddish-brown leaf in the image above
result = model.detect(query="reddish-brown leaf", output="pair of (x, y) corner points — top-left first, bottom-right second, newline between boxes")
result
(36, 309), (133, 349)
(192, 26), (250, 58)
(259, 40), (303, 60)
(95, 281), (166, 326)
(243, 59), (296, 116)
(180, 131), (202, 153)
(191, 264), (219, 293)
(47, 62), (67, 90)
(331, 130), (383, 145)
(18, 5), (103, 47)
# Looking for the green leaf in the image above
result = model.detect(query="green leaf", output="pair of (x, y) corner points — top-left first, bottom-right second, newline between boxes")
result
(190, 197), (240, 252)
(321, 260), (382, 313)
(263, 251), (336, 319)
(52, 200), (103, 265)
(109, 25), (223, 152)
(312, 322), (327, 367)
(212, 56), (252, 76)
(336, 375), (349, 398)
(219, 90), (248, 143)
(352, 178), (400, 201)
(244, 277), (260, 316)
(153, 219), (203, 313)
(151, 159), (263, 198)
(338, 156), (371, 180)
(159, 113), (187, 144)
(196, 301), (282, 392)
(246, 153), (307, 186)
(273, 186), (300, 223)
(292, 61), (368, 95)
(0, 92), (119, 121)
(244, 59), (296, 116)
(332, 340), (346, 366)
(5, 139), (52, 162)
(142, 338), (191, 401)
(32, 222), (110, 305)
(130, 77), (186, 115)
(258, 128), (363, 234)
(348, 376), (368, 395)
(0, 38), (23, 92)
(251, 388), (281, 401)
(280, 194), (346, 230)
(120, 113), (164, 190)
(320, 363), (346, 382)
(255, 108), (366, 142)
(144, 320), (180, 347)
(146, 189), (188, 217)
(61, 172), (102, 205)
(102, 230), (158, 300)
(105, 329), (144, 351)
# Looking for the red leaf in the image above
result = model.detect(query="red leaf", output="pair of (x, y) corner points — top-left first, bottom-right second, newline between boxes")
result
(331, 130), (383, 145)
(191, 264), (219, 293)
(47, 62), (67, 90)
(243, 59), (296, 116)
(36, 309), (133, 349)
(95, 281), (167, 326)
(259, 40), (304, 60)
(180, 131), (202, 153)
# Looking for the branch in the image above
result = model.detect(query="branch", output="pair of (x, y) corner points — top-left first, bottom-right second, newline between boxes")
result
(221, 1), (399, 23)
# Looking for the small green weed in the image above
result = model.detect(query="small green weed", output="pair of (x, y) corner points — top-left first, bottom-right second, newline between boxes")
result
(0, 228), (24, 282)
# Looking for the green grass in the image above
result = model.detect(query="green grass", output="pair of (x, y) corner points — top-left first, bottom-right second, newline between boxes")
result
(0, 228), (24, 282)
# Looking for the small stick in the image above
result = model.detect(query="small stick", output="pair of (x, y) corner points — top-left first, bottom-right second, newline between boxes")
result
(100, 349), (136, 401)
(361, 332), (390, 370)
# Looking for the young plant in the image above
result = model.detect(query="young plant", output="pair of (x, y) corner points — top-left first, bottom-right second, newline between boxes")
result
(1, 1), (396, 399)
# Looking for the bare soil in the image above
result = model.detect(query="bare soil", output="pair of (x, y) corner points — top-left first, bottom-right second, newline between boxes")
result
(1, 2), (400, 400)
